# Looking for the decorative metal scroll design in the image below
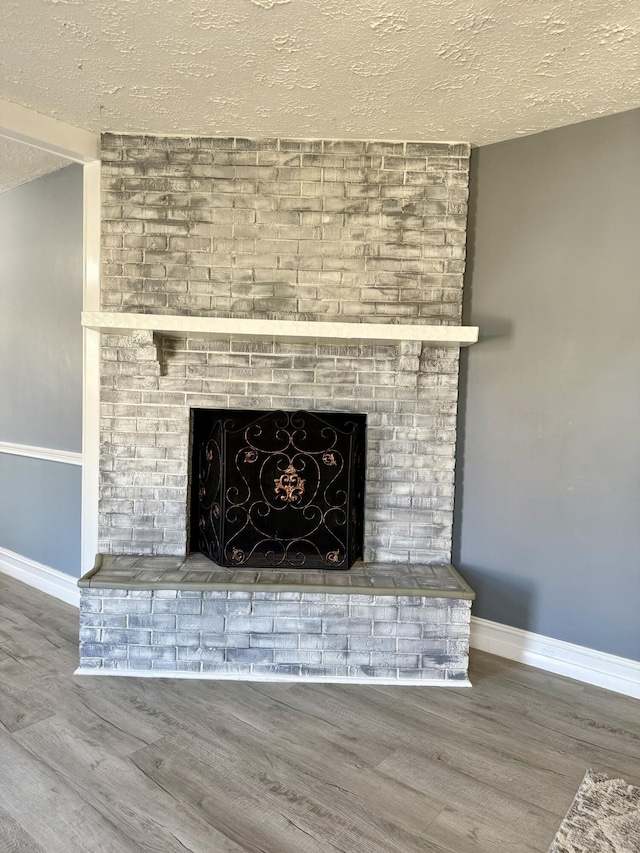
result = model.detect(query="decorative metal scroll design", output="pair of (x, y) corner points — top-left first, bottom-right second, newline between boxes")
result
(274, 464), (306, 504)
(191, 409), (366, 570)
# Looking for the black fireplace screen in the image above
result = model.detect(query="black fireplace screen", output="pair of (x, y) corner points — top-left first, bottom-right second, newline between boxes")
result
(190, 409), (366, 570)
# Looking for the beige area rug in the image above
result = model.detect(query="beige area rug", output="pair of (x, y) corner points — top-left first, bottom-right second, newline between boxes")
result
(549, 770), (640, 852)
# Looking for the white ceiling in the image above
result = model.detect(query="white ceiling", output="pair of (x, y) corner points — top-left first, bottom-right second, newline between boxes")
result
(1, 0), (639, 148)
(0, 136), (70, 194)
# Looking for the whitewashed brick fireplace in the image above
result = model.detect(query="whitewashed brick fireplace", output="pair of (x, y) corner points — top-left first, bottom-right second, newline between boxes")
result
(77, 133), (477, 684)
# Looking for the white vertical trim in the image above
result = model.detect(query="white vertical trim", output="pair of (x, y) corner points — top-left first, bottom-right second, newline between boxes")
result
(83, 161), (101, 312)
(0, 441), (82, 466)
(0, 98), (99, 162)
(0, 101), (101, 575)
(81, 328), (100, 572)
(0, 546), (80, 608)
(470, 616), (640, 700)
(81, 160), (101, 573)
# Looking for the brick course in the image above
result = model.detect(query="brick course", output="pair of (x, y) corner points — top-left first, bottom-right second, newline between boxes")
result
(79, 587), (471, 681)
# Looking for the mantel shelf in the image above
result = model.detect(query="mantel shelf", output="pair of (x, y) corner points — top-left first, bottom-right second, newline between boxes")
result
(81, 312), (479, 347)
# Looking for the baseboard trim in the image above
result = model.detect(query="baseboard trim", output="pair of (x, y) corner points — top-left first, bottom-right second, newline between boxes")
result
(74, 668), (472, 686)
(0, 546), (80, 608)
(0, 440), (82, 466)
(470, 616), (640, 700)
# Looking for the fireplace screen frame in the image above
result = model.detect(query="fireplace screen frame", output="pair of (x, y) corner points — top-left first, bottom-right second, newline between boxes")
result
(189, 408), (366, 570)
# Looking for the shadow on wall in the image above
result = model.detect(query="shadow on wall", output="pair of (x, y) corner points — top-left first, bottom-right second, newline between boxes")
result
(460, 150), (515, 346)
(454, 317), (537, 634)
(453, 147), (522, 625)
(474, 315), (514, 344)
(456, 562), (536, 632)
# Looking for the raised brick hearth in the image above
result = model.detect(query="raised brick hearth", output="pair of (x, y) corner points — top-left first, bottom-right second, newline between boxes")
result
(78, 557), (473, 684)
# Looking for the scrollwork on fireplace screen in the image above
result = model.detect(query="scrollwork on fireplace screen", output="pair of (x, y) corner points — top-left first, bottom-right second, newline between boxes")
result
(190, 409), (366, 570)
(274, 463), (306, 505)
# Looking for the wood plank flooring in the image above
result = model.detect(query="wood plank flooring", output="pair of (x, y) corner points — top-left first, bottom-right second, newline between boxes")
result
(0, 572), (638, 852)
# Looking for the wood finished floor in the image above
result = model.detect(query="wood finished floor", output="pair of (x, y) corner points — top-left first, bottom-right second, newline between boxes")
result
(0, 573), (639, 853)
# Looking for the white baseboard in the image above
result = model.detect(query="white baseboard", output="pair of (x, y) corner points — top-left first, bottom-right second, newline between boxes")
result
(0, 546), (80, 608)
(470, 616), (640, 700)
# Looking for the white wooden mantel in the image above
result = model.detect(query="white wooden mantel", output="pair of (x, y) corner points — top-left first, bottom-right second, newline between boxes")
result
(81, 312), (479, 347)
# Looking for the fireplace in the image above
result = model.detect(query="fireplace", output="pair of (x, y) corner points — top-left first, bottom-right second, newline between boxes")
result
(79, 133), (477, 684)
(190, 408), (366, 570)
(97, 133), (473, 566)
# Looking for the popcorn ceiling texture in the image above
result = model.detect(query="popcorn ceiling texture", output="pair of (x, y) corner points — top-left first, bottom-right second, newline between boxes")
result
(3, 0), (640, 146)
(98, 134), (470, 564)
(0, 137), (68, 195)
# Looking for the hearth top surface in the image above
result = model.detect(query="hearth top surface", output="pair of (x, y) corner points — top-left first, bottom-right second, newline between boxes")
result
(79, 555), (475, 600)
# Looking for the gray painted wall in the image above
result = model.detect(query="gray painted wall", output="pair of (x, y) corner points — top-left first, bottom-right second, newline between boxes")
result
(0, 164), (83, 578)
(0, 164), (83, 452)
(0, 454), (82, 577)
(455, 109), (640, 661)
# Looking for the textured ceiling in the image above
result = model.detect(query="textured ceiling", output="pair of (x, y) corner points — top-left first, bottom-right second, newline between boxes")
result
(0, 137), (69, 194)
(1, 0), (639, 145)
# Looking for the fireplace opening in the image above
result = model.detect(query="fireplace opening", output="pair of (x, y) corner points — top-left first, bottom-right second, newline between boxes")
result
(190, 408), (366, 570)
